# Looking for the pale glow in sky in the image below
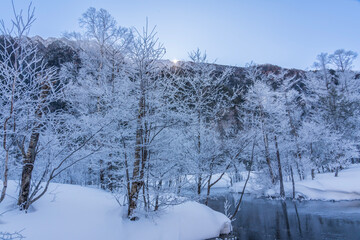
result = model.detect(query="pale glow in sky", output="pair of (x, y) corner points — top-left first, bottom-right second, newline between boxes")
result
(0, 0), (359, 70)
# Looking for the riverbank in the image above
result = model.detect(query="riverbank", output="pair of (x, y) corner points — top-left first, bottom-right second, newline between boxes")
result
(229, 164), (360, 201)
(0, 181), (230, 240)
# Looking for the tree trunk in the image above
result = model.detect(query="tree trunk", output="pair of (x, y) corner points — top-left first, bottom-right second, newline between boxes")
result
(99, 159), (106, 189)
(231, 163), (251, 220)
(18, 80), (50, 210)
(295, 161), (303, 181)
(285, 96), (304, 181)
(0, 151), (9, 203)
(290, 166), (295, 199)
(122, 138), (132, 214)
(274, 135), (285, 198)
(196, 110), (202, 196)
(205, 164), (230, 206)
(142, 185), (147, 210)
(205, 174), (212, 206)
(18, 131), (40, 209)
(311, 169), (315, 180)
(1, 50), (18, 204)
(296, 152), (304, 180)
(233, 164), (240, 183)
(128, 129), (143, 217)
(230, 138), (255, 220)
(154, 179), (162, 211)
(263, 132), (275, 184)
(260, 107), (275, 184)
(128, 93), (145, 218)
(197, 174), (202, 195)
(176, 175), (182, 194)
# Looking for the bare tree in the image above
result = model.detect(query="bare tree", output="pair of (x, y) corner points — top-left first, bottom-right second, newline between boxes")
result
(329, 49), (358, 72)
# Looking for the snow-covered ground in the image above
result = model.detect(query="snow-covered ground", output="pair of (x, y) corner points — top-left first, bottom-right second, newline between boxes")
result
(0, 181), (231, 240)
(230, 164), (360, 201)
(3, 165), (359, 239)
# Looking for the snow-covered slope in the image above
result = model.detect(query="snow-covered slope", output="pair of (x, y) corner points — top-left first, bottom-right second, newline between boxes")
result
(284, 164), (360, 201)
(0, 181), (231, 240)
(230, 164), (360, 201)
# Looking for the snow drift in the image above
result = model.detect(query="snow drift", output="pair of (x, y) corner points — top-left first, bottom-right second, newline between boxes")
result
(0, 181), (231, 240)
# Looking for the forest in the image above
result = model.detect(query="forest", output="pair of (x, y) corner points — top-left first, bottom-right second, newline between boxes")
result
(0, 3), (359, 240)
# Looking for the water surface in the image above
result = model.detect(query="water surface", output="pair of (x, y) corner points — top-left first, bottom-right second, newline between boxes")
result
(207, 193), (360, 240)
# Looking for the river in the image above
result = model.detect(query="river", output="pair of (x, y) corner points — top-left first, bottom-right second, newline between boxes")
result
(207, 192), (360, 240)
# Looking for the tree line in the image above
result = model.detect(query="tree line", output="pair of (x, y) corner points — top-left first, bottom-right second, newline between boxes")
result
(0, 5), (359, 219)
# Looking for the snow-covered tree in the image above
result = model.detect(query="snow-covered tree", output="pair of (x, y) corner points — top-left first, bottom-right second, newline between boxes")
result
(302, 51), (359, 177)
(0, 2), (68, 209)
(169, 49), (236, 200)
(126, 20), (170, 218)
(61, 7), (133, 189)
(242, 64), (279, 185)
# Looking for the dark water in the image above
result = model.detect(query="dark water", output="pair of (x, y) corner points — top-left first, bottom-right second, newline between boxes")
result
(207, 193), (360, 240)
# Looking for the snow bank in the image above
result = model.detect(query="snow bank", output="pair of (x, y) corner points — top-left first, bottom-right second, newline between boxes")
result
(208, 173), (232, 188)
(229, 172), (264, 194)
(230, 164), (360, 201)
(123, 201), (231, 240)
(185, 173), (232, 189)
(0, 181), (231, 240)
(284, 164), (360, 201)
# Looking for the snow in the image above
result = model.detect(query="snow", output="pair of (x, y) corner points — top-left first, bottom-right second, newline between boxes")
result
(210, 174), (232, 188)
(284, 164), (360, 201)
(0, 182), (231, 240)
(229, 172), (264, 194)
(230, 164), (360, 201)
(185, 173), (232, 189)
(122, 202), (231, 240)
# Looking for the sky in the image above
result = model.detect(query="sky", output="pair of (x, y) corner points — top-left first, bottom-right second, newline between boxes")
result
(0, 0), (359, 70)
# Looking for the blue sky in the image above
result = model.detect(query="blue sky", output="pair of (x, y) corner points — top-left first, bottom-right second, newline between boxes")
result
(1, 0), (359, 70)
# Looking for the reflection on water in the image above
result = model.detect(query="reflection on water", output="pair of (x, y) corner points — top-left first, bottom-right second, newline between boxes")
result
(207, 193), (360, 240)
